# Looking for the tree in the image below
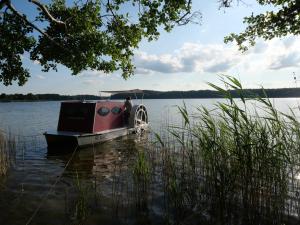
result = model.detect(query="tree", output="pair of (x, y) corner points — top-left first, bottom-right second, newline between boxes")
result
(3, 1), (292, 87)
(223, 0), (300, 51)
(0, 93), (6, 99)
(0, 0), (201, 86)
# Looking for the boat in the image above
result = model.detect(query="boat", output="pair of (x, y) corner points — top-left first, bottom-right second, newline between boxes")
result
(44, 90), (149, 150)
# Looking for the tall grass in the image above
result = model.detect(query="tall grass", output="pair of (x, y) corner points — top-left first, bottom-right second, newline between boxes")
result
(136, 76), (300, 224)
(132, 150), (151, 209)
(0, 131), (16, 176)
(68, 172), (91, 225)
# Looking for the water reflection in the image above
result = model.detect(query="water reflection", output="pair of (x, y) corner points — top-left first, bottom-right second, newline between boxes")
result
(0, 133), (152, 225)
(47, 135), (145, 179)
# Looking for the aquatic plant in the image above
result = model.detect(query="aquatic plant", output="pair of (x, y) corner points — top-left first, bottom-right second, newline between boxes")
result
(70, 172), (91, 225)
(0, 131), (16, 176)
(148, 76), (300, 224)
(132, 149), (151, 209)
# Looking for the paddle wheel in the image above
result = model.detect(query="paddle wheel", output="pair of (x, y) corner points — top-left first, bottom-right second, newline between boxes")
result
(129, 104), (148, 133)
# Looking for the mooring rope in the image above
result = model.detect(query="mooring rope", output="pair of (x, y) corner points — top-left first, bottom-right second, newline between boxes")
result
(25, 145), (79, 225)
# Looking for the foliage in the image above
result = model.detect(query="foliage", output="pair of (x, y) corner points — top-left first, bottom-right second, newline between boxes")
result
(1, 0), (298, 85)
(148, 76), (300, 223)
(224, 0), (300, 51)
(0, 11), (35, 85)
(0, 0), (201, 85)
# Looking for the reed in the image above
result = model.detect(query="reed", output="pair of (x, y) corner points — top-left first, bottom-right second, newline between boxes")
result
(144, 76), (300, 224)
(132, 150), (151, 209)
(22, 76), (298, 224)
(70, 172), (91, 225)
(0, 131), (16, 176)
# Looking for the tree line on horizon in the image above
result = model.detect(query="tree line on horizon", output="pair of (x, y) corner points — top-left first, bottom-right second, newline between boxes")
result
(0, 93), (100, 101)
(1, 87), (300, 101)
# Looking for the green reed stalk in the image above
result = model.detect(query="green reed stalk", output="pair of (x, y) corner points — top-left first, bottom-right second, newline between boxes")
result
(71, 172), (90, 224)
(132, 150), (151, 209)
(0, 131), (16, 176)
(150, 75), (300, 224)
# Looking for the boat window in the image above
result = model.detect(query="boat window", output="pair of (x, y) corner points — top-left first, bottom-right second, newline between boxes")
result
(111, 107), (122, 115)
(97, 107), (110, 116)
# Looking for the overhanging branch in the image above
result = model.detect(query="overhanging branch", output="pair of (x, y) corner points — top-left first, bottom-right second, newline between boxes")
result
(28, 0), (65, 27)
(176, 0), (201, 26)
(177, 11), (202, 26)
(6, 1), (64, 49)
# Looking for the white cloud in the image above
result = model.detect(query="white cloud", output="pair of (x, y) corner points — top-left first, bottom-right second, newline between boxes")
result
(252, 41), (268, 54)
(83, 79), (95, 85)
(134, 42), (241, 74)
(36, 74), (45, 79)
(80, 70), (107, 77)
(205, 60), (234, 73)
(134, 52), (182, 73)
(241, 38), (300, 72)
(33, 60), (40, 65)
(269, 52), (300, 70)
(134, 68), (152, 75)
(133, 37), (300, 75)
(283, 36), (296, 49)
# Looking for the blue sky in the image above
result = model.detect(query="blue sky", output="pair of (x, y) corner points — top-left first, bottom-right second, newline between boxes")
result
(1, 0), (300, 95)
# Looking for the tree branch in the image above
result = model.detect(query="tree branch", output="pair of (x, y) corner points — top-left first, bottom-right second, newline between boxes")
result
(0, 0), (8, 10)
(28, 0), (65, 27)
(100, 13), (114, 18)
(218, 0), (249, 9)
(176, 11), (202, 26)
(175, 0), (201, 25)
(176, 0), (190, 24)
(6, 1), (63, 48)
(107, 0), (117, 18)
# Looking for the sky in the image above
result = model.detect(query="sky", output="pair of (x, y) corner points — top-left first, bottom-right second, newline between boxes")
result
(1, 0), (300, 95)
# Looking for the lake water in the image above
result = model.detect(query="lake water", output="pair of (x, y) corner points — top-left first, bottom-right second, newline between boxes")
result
(0, 98), (300, 225)
(1, 98), (300, 136)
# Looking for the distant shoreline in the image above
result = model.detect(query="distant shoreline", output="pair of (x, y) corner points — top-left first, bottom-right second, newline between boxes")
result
(1, 88), (300, 102)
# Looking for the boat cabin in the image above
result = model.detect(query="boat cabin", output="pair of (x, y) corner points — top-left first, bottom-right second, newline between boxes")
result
(58, 101), (125, 133)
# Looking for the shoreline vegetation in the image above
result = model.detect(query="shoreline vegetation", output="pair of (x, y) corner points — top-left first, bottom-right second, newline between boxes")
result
(0, 132), (16, 176)
(128, 77), (300, 224)
(1, 87), (300, 102)
(53, 77), (300, 224)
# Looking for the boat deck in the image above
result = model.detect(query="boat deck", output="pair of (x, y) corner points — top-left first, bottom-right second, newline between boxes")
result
(45, 126), (134, 137)
(44, 126), (136, 149)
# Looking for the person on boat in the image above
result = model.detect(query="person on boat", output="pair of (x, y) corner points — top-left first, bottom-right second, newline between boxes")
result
(124, 96), (132, 125)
